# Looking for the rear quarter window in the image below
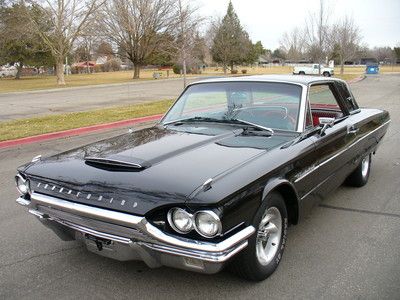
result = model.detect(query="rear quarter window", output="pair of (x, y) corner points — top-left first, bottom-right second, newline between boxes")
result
(336, 82), (359, 112)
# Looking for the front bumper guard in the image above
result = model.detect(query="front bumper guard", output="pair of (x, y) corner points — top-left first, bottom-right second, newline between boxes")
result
(17, 193), (255, 273)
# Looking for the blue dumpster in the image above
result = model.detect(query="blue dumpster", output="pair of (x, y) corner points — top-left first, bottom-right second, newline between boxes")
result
(366, 65), (379, 74)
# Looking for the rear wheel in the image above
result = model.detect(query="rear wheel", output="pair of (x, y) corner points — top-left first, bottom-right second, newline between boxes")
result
(323, 71), (331, 77)
(230, 192), (288, 281)
(299, 71), (305, 75)
(345, 153), (371, 187)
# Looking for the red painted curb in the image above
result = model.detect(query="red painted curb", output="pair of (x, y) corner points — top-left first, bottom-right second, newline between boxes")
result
(348, 75), (366, 84)
(0, 114), (162, 149)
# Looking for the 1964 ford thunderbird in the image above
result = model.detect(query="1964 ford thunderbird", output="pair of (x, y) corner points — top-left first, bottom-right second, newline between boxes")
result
(15, 75), (390, 281)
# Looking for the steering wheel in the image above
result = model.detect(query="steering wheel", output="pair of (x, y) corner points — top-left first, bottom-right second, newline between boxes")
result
(232, 106), (296, 130)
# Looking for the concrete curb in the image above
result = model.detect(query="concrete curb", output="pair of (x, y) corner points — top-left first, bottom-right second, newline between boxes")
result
(0, 114), (162, 149)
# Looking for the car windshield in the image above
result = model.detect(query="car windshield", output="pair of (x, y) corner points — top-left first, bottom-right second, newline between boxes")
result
(162, 81), (302, 131)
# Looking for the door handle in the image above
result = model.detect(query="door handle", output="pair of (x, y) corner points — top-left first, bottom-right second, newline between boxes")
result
(347, 126), (359, 134)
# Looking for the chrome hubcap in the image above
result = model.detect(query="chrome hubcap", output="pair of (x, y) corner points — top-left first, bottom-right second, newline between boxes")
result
(361, 155), (370, 178)
(256, 207), (282, 266)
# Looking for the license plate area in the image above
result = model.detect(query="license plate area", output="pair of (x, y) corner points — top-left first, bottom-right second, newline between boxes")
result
(85, 233), (113, 251)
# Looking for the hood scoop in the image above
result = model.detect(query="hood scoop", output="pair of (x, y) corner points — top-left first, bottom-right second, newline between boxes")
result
(84, 155), (151, 171)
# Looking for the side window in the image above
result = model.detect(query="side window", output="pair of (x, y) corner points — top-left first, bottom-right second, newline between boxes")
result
(308, 83), (344, 127)
(336, 82), (359, 112)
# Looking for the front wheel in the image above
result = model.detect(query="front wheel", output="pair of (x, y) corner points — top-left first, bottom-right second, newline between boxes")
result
(345, 153), (371, 187)
(230, 192), (288, 281)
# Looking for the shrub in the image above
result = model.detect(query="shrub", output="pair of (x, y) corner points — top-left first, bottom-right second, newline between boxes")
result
(241, 69), (247, 74)
(101, 59), (121, 72)
(172, 65), (181, 74)
(231, 69), (238, 74)
(94, 65), (102, 73)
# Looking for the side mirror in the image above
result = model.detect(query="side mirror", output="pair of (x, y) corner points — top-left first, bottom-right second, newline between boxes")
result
(319, 117), (335, 135)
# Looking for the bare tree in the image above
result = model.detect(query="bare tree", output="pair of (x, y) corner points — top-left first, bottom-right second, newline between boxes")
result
(279, 27), (305, 62)
(174, 0), (203, 87)
(74, 22), (102, 73)
(372, 46), (395, 64)
(26, 0), (102, 85)
(99, 0), (177, 79)
(304, 0), (330, 74)
(330, 15), (362, 74)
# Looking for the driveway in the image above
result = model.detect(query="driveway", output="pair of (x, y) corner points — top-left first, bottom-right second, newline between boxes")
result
(0, 74), (399, 299)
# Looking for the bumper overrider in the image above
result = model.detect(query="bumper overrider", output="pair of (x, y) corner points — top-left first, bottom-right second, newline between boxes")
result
(17, 192), (255, 274)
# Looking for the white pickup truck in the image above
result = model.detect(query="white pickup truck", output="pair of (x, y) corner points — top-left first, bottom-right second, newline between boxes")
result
(0, 66), (18, 78)
(293, 64), (334, 77)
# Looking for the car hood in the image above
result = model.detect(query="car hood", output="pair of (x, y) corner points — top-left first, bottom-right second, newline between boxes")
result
(22, 125), (295, 215)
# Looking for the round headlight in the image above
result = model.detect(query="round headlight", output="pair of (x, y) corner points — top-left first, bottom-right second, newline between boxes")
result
(168, 208), (193, 233)
(15, 175), (30, 195)
(194, 211), (222, 238)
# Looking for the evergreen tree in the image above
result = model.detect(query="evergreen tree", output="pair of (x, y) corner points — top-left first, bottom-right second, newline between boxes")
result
(246, 41), (267, 64)
(211, 1), (253, 73)
(0, 3), (53, 79)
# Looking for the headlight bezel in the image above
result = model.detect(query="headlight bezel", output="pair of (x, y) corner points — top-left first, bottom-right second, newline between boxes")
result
(15, 174), (30, 195)
(167, 207), (194, 234)
(194, 210), (222, 238)
(167, 207), (222, 238)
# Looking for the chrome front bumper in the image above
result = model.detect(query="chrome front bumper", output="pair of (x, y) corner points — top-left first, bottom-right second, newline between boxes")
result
(17, 193), (255, 274)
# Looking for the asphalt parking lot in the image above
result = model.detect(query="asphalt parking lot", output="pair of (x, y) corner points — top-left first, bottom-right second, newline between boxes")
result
(0, 74), (399, 299)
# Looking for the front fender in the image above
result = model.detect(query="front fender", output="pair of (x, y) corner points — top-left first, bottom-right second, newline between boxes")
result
(261, 178), (300, 225)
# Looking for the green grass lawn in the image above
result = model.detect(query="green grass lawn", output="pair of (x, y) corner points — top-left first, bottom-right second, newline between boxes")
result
(0, 99), (174, 142)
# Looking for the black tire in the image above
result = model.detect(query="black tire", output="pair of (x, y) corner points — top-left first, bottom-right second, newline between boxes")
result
(299, 71), (305, 75)
(230, 191), (288, 281)
(345, 153), (371, 187)
(323, 71), (331, 77)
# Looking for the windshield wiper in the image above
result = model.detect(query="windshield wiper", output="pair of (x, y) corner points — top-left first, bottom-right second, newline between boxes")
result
(163, 116), (274, 136)
(163, 116), (225, 125)
(229, 119), (274, 135)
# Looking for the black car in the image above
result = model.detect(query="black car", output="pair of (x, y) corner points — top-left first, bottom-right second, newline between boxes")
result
(15, 75), (390, 281)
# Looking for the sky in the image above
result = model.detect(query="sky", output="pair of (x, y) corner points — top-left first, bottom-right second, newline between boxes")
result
(196, 0), (400, 50)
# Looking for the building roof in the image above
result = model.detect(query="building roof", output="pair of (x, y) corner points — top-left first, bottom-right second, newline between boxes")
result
(192, 74), (344, 86)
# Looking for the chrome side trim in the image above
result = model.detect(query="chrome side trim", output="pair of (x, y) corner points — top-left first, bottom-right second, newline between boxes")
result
(294, 120), (391, 184)
(26, 193), (256, 254)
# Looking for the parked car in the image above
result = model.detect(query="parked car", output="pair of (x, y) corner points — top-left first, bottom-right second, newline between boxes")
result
(293, 64), (334, 77)
(15, 75), (390, 281)
(0, 66), (17, 78)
